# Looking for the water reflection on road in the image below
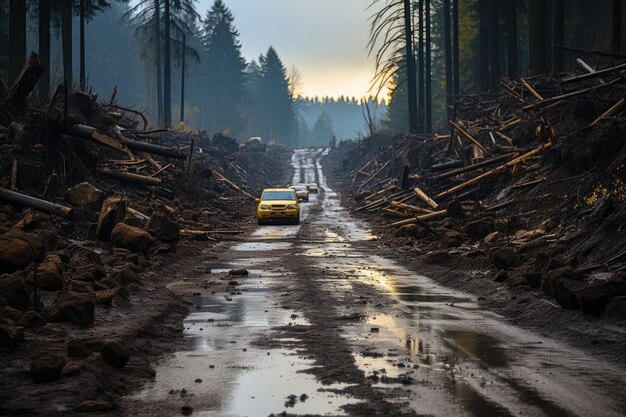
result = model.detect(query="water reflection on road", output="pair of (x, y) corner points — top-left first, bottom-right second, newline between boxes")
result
(128, 148), (625, 417)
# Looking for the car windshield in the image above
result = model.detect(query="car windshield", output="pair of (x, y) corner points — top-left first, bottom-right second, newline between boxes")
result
(262, 191), (296, 201)
(293, 186), (306, 191)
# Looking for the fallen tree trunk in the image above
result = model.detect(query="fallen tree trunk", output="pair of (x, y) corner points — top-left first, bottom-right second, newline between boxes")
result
(449, 120), (488, 155)
(0, 188), (74, 219)
(214, 171), (256, 200)
(98, 169), (162, 186)
(61, 124), (186, 160)
(429, 153), (517, 180)
(414, 187), (439, 208)
(390, 209), (449, 227)
(436, 144), (550, 200)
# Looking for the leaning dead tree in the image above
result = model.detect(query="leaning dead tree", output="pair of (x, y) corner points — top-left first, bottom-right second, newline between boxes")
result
(368, 0), (417, 133)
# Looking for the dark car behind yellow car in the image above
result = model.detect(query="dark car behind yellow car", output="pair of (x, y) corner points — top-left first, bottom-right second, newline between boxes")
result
(256, 188), (301, 225)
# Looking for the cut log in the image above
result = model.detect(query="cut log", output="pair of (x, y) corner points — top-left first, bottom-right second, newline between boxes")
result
(436, 144), (550, 200)
(98, 169), (162, 186)
(521, 79), (544, 100)
(429, 153), (517, 180)
(449, 120), (488, 155)
(0, 188), (74, 219)
(588, 98), (625, 128)
(561, 62), (626, 83)
(60, 124), (186, 160)
(414, 187), (438, 209)
(390, 210), (448, 227)
(61, 124), (134, 158)
(390, 201), (433, 214)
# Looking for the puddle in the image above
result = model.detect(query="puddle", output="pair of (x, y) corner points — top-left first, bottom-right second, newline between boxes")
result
(232, 242), (293, 252)
(195, 349), (355, 417)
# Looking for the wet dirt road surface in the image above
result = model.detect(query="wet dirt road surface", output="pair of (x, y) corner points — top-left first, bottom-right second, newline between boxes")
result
(125, 149), (626, 417)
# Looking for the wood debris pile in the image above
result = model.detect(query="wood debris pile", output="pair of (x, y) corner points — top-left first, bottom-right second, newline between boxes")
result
(330, 59), (626, 319)
(0, 54), (290, 341)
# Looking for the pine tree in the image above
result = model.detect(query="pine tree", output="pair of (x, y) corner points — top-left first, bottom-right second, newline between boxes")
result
(257, 47), (296, 147)
(311, 112), (334, 147)
(201, 0), (247, 137)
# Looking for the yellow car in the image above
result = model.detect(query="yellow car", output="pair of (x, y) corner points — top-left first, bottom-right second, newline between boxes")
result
(256, 188), (301, 225)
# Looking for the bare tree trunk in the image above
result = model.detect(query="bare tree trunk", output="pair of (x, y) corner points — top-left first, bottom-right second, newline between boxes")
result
(529, 0), (547, 74)
(488, 0), (500, 85)
(506, 0), (518, 77)
(8, 0), (26, 84)
(443, 0), (453, 118)
(163, 0), (171, 127)
(478, 0), (489, 89)
(79, 0), (86, 91)
(39, 0), (50, 98)
(180, 33), (185, 123)
(61, 0), (72, 89)
(404, 0), (418, 134)
(553, 0), (564, 72)
(612, 0), (622, 54)
(452, 0), (460, 95)
(417, 0), (425, 133)
(155, 0), (163, 126)
(425, 0), (432, 133)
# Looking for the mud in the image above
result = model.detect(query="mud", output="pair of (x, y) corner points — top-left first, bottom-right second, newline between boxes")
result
(117, 149), (625, 417)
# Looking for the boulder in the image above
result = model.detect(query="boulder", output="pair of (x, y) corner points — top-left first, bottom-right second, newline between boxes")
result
(552, 278), (588, 309)
(395, 224), (422, 238)
(523, 272), (542, 288)
(0, 274), (32, 310)
(2, 307), (23, 322)
(441, 230), (462, 247)
(145, 212), (181, 242)
(67, 338), (92, 357)
(575, 281), (626, 316)
(67, 280), (94, 293)
(541, 267), (585, 297)
(0, 324), (24, 351)
(101, 341), (130, 368)
(64, 182), (105, 207)
(17, 311), (47, 329)
(0, 236), (38, 274)
(111, 223), (154, 253)
(464, 218), (494, 240)
(95, 288), (121, 305)
(54, 292), (95, 326)
(491, 248), (517, 269)
(31, 259), (63, 291)
(603, 296), (626, 320)
(96, 196), (126, 242)
(30, 355), (66, 383)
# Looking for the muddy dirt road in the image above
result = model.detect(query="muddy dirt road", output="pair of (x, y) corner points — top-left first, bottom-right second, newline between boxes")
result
(123, 149), (626, 417)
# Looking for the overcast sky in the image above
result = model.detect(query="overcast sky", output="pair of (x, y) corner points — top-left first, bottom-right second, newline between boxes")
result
(196, 0), (381, 99)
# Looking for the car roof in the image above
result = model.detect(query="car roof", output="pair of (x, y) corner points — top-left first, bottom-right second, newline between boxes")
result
(263, 188), (295, 192)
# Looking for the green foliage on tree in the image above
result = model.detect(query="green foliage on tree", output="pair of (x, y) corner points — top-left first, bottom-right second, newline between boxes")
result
(200, 0), (246, 137)
(249, 47), (296, 147)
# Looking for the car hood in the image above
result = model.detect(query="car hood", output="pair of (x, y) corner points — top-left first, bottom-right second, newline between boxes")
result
(260, 200), (298, 205)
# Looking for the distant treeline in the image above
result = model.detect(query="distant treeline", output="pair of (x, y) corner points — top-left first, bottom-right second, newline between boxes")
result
(0, 0), (386, 148)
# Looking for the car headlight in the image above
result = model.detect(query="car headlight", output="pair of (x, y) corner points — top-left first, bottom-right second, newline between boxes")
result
(287, 204), (297, 209)
(260, 204), (270, 209)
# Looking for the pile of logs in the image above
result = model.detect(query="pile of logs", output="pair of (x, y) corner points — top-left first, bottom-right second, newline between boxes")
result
(0, 54), (274, 230)
(346, 58), (626, 235)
